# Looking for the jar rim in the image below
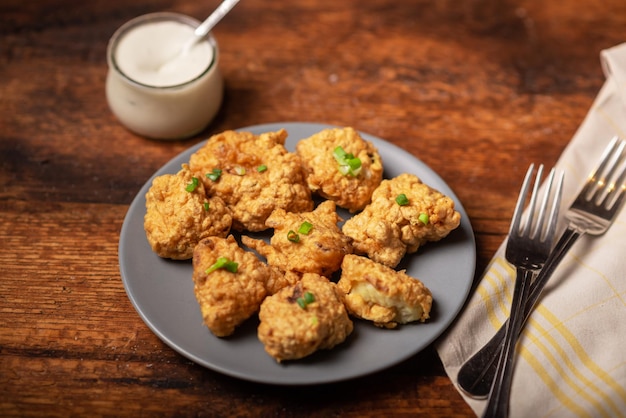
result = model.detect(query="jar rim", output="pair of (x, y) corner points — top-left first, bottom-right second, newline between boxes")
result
(107, 12), (218, 90)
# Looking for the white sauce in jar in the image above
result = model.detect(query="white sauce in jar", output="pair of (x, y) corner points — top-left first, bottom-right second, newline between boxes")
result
(106, 13), (223, 140)
(114, 21), (213, 87)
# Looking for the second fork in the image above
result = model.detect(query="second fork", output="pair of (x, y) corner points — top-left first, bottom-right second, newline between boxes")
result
(482, 164), (564, 418)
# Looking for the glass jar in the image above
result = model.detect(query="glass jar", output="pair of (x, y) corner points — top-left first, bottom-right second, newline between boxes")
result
(106, 12), (223, 140)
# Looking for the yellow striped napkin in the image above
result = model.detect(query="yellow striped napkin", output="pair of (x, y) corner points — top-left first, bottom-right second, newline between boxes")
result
(436, 42), (626, 418)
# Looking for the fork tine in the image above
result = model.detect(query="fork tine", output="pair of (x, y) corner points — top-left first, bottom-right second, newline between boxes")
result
(603, 142), (626, 210)
(510, 164), (536, 237)
(524, 164), (544, 238)
(580, 136), (620, 200)
(592, 139), (626, 204)
(544, 170), (564, 242)
(611, 164), (626, 209)
(532, 167), (556, 240)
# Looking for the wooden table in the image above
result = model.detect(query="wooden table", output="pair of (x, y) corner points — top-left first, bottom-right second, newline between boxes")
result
(2, 0), (624, 415)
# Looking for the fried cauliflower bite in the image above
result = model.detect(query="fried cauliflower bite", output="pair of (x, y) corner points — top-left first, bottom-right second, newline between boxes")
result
(295, 127), (383, 212)
(258, 273), (353, 362)
(188, 129), (314, 232)
(144, 164), (232, 260)
(241, 200), (352, 283)
(338, 254), (432, 329)
(192, 235), (288, 337)
(342, 173), (461, 267)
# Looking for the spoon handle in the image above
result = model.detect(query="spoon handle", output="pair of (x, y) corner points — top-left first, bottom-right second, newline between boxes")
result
(183, 0), (241, 53)
(194, 0), (241, 38)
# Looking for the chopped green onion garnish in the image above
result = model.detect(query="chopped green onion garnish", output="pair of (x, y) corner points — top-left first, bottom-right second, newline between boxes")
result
(418, 213), (430, 225)
(257, 164), (268, 172)
(297, 291), (315, 310)
(298, 221), (313, 235)
(333, 146), (362, 177)
(206, 168), (222, 182)
(234, 166), (246, 176)
(347, 156), (362, 171)
(224, 261), (238, 273)
(287, 230), (300, 243)
(303, 291), (315, 304)
(203, 202), (210, 211)
(333, 146), (348, 161)
(185, 177), (199, 192)
(338, 165), (351, 176)
(346, 160), (361, 176)
(395, 193), (409, 206)
(205, 257), (238, 274)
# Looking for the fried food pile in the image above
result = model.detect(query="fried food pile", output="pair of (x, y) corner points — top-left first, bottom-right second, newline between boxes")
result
(143, 127), (461, 362)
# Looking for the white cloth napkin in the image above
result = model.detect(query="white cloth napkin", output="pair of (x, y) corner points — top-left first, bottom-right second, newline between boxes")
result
(436, 43), (626, 418)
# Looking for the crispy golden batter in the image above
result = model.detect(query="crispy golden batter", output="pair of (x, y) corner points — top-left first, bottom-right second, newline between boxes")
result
(342, 173), (461, 267)
(192, 236), (288, 337)
(188, 129), (314, 232)
(241, 200), (352, 283)
(337, 254), (432, 329)
(144, 164), (232, 260)
(258, 273), (353, 362)
(296, 127), (383, 212)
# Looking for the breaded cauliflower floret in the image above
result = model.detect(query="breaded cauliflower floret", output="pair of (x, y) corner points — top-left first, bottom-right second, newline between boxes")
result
(258, 273), (353, 362)
(337, 254), (432, 329)
(144, 164), (232, 260)
(296, 127), (383, 212)
(242, 200), (352, 283)
(188, 129), (314, 232)
(192, 236), (288, 337)
(342, 173), (461, 267)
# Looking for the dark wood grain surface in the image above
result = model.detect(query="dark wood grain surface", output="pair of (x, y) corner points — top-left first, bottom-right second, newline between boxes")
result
(2, 0), (625, 416)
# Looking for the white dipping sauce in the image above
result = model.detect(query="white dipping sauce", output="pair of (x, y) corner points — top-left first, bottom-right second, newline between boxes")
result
(106, 13), (223, 140)
(115, 21), (213, 87)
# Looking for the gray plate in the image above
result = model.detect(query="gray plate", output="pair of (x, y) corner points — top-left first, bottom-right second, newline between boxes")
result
(118, 122), (476, 385)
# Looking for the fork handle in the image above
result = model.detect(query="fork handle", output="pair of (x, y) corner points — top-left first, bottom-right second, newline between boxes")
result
(482, 267), (533, 418)
(457, 227), (583, 399)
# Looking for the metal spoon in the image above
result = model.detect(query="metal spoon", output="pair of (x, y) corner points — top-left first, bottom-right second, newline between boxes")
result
(181, 0), (241, 55)
(158, 0), (240, 70)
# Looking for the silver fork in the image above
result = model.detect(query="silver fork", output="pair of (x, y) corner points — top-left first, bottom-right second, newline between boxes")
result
(482, 164), (563, 418)
(459, 136), (626, 399)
